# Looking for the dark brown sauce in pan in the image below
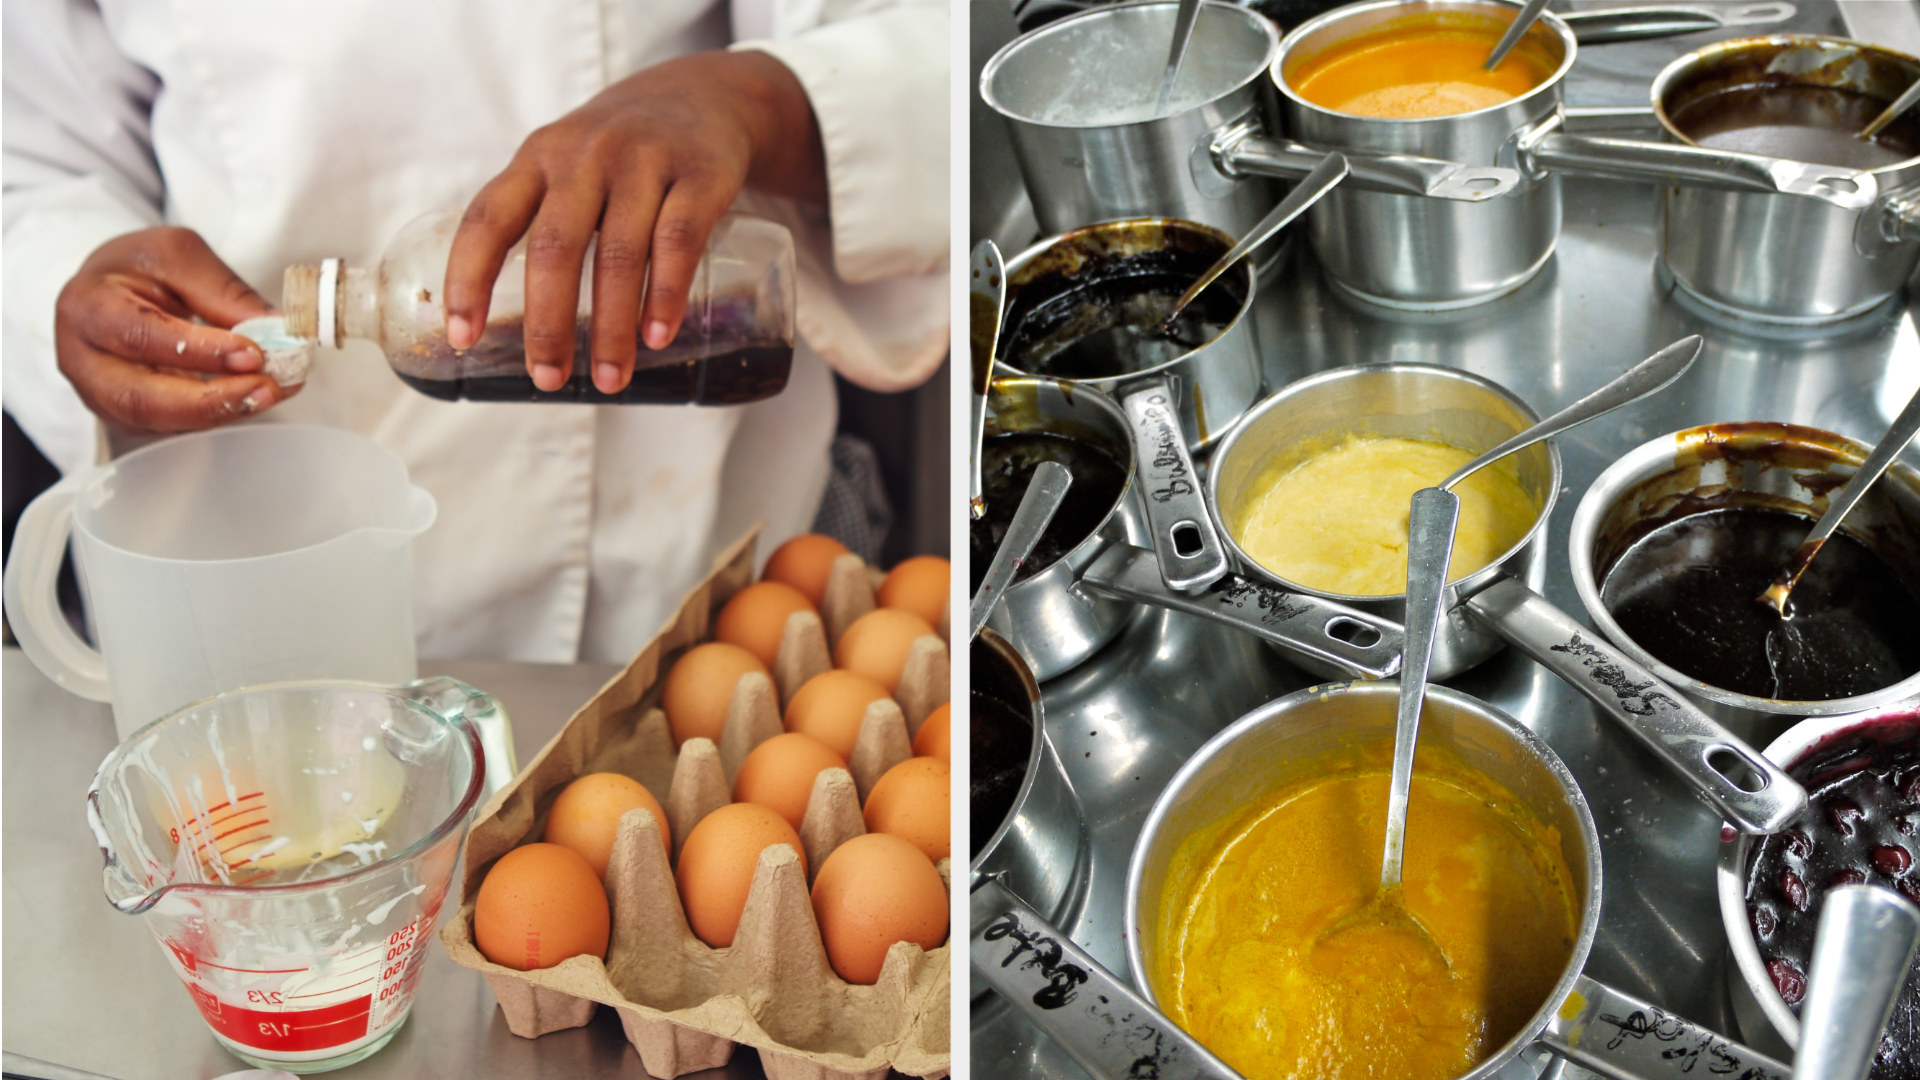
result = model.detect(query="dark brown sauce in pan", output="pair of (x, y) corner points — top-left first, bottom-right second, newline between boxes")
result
(1669, 84), (1920, 170)
(1601, 507), (1920, 701)
(968, 431), (1128, 594)
(1002, 248), (1243, 380)
(970, 687), (1034, 859)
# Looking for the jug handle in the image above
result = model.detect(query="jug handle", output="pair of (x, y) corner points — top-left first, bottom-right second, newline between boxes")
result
(400, 676), (518, 800)
(2, 474), (111, 702)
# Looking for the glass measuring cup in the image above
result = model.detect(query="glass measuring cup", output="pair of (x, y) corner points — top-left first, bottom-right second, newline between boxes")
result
(86, 677), (493, 1073)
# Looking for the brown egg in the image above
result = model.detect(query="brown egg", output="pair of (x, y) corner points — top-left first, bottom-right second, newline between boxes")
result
(733, 732), (847, 829)
(863, 756), (951, 862)
(544, 772), (669, 876)
(785, 670), (892, 759)
(474, 843), (611, 971)
(913, 703), (950, 763)
(811, 833), (949, 985)
(662, 642), (768, 746)
(676, 802), (807, 948)
(764, 533), (850, 607)
(716, 581), (816, 669)
(878, 555), (950, 630)
(834, 608), (935, 693)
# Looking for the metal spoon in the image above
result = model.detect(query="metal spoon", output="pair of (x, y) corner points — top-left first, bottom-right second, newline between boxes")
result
(969, 461), (1073, 642)
(1759, 384), (1920, 616)
(1485, 0), (1551, 70)
(1153, 0), (1202, 118)
(970, 240), (1006, 521)
(1859, 77), (1920, 142)
(1791, 884), (1920, 1080)
(1440, 333), (1703, 492)
(1161, 152), (1349, 327)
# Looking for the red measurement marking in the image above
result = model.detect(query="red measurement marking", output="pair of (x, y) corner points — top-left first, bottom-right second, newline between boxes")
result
(206, 796), (268, 829)
(217, 830), (274, 857)
(188, 984), (371, 1054)
(199, 791), (266, 817)
(287, 977), (375, 999)
(194, 958), (309, 975)
(193, 817), (268, 854)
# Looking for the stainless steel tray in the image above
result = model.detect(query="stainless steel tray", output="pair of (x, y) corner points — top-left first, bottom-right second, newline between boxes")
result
(969, 3), (1920, 1077)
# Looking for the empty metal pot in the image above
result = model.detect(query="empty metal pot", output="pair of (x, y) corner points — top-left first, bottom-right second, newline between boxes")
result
(1652, 35), (1920, 323)
(1569, 422), (1920, 737)
(1123, 680), (1798, 1080)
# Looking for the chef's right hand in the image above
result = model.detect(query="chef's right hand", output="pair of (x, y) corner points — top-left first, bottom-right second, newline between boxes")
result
(55, 227), (293, 434)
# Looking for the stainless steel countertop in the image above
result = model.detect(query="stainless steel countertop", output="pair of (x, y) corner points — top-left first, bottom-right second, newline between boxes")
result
(0, 648), (779, 1079)
(969, 2), (1920, 1077)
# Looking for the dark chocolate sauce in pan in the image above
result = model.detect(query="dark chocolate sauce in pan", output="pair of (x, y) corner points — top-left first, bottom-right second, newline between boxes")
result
(1746, 714), (1920, 1079)
(1002, 249), (1243, 380)
(970, 688), (1034, 859)
(1669, 84), (1920, 170)
(968, 431), (1128, 594)
(1601, 508), (1920, 701)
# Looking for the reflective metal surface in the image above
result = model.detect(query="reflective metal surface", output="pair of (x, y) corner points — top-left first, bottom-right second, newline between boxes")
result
(970, 7), (1920, 1078)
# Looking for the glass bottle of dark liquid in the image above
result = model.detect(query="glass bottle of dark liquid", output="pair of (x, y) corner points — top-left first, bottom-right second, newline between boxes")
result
(280, 212), (794, 405)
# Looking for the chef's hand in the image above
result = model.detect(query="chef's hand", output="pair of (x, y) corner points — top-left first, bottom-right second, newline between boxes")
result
(55, 227), (291, 434)
(443, 49), (826, 396)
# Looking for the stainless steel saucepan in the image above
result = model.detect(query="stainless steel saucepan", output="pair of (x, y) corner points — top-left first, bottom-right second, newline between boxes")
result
(977, 376), (1406, 681)
(971, 681), (1804, 1080)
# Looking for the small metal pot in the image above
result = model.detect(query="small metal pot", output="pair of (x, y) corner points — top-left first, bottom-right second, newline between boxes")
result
(1268, 1), (1876, 309)
(981, 377), (1406, 682)
(1117, 681), (1798, 1080)
(970, 628), (1089, 941)
(1653, 36), (1920, 323)
(1207, 362), (1559, 677)
(1715, 702), (1920, 1062)
(981, 1), (1285, 239)
(998, 218), (1264, 454)
(1568, 423), (1920, 738)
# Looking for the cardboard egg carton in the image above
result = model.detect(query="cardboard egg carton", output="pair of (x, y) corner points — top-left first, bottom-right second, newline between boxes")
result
(440, 531), (951, 1080)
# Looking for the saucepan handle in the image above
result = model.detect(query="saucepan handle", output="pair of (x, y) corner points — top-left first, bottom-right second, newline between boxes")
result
(970, 875), (1246, 1080)
(1560, 3), (1795, 45)
(1523, 127), (1877, 209)
(1539, 974), (1790, 1080)
(1076, 544), (1404, 680)
(1118, 380), (1229, 592)
(1212, 129), (1519, 202)
(1463, 577), (1806, 834)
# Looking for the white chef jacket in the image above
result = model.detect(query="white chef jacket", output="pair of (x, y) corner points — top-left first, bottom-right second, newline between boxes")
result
(3, 0), (950, 664)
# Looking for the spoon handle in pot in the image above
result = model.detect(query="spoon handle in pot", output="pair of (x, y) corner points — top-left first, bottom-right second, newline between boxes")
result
(1164, 152), (1348, 324)
(1793, 884), (1920, 1080)
(970, 876), (1246, 1080)
(1558, 3), (1795, 44)
(1119, 381), (1229, 592)
(1541, 974), (1789, 1080)
(1381, 489), (1459, 887)
(969, 460), (1072, 643)
(1076, 544), (1405, 680)
(1463, 577), (1807, 835)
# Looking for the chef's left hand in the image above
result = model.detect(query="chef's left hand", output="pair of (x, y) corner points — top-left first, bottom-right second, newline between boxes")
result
(443, 50), (825, 395)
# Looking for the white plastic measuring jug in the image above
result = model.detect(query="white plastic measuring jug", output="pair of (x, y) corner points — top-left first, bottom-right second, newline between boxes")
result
(4, 424), (436, 739)
(87, 677), (494, 1073)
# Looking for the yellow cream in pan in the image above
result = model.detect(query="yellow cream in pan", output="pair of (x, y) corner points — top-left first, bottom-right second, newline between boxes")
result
(1153, 745), (1578, 1080)
(1231, 436), (1537, 596)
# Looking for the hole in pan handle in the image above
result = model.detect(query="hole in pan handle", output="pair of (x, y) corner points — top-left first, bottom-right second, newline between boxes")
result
(1075, 544), (1405, 680)
(1461, 577), (1807, 835)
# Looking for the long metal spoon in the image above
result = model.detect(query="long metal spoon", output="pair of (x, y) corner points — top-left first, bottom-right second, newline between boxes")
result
(969, 240), (1006, 521)
(1759, 385), (1920, 616)
(1153, 0), (1202, 118)
(1161, 152), (1350, 327)
(1860, 78), (1920, 142)
(969, 460), (1073, 642)
(1791, 884), (1920, 1080)
(1485, 0), (1551, 70)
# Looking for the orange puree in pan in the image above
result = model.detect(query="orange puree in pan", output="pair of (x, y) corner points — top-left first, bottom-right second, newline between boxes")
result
(1290, 25), (1556, 119)
(1152, 746), (1578, 1080)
